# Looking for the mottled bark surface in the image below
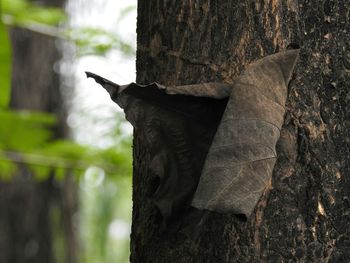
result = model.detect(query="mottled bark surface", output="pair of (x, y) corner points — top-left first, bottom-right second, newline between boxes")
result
(132, 0), (350, 262)
(0, 1), (78, 263)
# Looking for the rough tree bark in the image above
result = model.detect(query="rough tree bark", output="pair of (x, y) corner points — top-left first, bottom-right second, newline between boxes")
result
(0, 1), (78, 263)
(132, 0), (349, 262)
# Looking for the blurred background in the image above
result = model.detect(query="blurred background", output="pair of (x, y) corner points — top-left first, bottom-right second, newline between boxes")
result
(0, 0), (136, 262)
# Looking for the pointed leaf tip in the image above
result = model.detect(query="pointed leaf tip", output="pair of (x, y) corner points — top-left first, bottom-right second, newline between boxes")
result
(85, 71), (107, 85)
(84, 71), (121, 97)
(85, 71), (93, 78)
(273, 49), (300, 83)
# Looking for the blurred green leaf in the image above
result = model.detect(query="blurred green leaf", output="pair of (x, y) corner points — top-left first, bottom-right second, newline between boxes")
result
(0, 110), (56, 151)
(39, 140), (132, 176)
(1, 0), (27, 14)
(2, 0), (66, 26)
(66, 27), (135, 57)
(97, 147), (132, 175)
(0, 158), (17, 180)
(0, 7), (11, 108)
(0, 136), (131, 181)
(117, 5), (136, 23)
(54, 167), (66, 180)
(2, 0), (135, 57)
(1, 1), (134, 261)
(30, 164), (51, 180)
(41, 140), (88, 161)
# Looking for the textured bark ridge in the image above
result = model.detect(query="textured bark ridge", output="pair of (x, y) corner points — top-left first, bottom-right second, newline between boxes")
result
(87, 50), (299, 223)
(132, 1), (350, 262)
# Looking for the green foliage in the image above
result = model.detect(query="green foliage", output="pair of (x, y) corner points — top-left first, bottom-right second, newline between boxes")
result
(0, 110), (56, 151)
(0, 7), (11, 108)
(40, 140), (89, 163)
(31, 164), (52, 180)
(66, 4), (136, 57)
(1, 0), (135, 58)
(66, 27), (135, 57)
(39, 140), (132, 174)
(2, 0), (66, 26)
(0, 157), (17, 180)
(117, 5), (137, 23)
(54, 166), (65, 180)
(0, 1), (135, 263)
(0, 103), (132, 181)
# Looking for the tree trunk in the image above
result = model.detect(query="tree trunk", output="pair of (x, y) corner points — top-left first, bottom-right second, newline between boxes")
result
(0, 1), (78, 263)
(132, 0), (349, 262)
